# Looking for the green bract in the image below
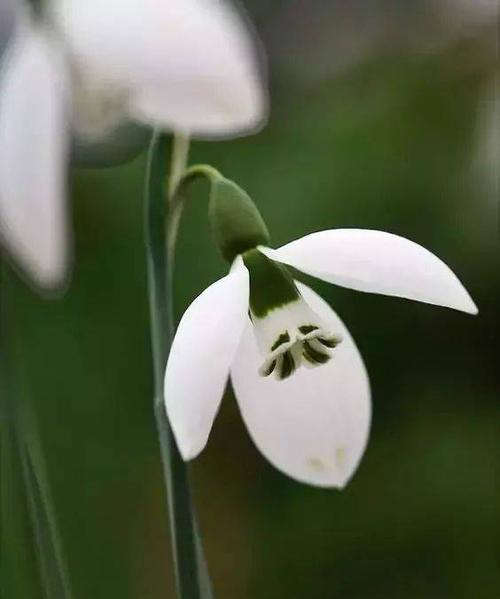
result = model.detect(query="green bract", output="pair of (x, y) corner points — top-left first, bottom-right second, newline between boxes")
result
(208, 177), (270, 262)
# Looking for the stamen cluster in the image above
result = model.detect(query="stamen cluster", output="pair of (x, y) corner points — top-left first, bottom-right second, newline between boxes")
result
(259, 325), (342, 380)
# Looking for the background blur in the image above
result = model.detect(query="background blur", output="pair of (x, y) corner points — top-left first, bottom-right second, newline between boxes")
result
(3, 1), (499, 597)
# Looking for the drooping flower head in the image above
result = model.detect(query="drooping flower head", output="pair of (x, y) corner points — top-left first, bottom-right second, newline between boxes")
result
(0, 0), (267, 288)
(164, 172), (477, 487)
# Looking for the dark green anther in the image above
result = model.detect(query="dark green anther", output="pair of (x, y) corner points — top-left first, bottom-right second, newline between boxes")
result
(303, 341), (330, 365)
(279, 352), (295, 379)
(271, 332), (290, 351)
(299, 325), (319, 335)
(318, 337), (340, 349)
(263, 360), (277, 377)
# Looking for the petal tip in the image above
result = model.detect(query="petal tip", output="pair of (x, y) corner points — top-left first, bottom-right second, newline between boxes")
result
(175, 433), (206, 462)
(452, 289), (478, 315)
(284, 470), (353, 490)
(179, 445), (200, 462)
(163, 396), (207, 462)
(465, 298), (479, 316)
(0, 242), (71, 296)
(34, 262), (71, 295)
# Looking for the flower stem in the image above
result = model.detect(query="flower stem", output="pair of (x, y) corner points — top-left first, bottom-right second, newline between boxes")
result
(145, 131), (213, 599)
(0, 264), (72, 599)
(167, 133), (191, 199)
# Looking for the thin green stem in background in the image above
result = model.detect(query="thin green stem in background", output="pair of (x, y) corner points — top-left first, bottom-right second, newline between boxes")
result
(0, 264), (72, 599)
(167, 133), (191, 200)
(145, 131), (213, 599)
(0, 371), (45, 599)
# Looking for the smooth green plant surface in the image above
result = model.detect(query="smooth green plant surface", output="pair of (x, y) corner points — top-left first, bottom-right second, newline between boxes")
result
(144, 132), (212, 599)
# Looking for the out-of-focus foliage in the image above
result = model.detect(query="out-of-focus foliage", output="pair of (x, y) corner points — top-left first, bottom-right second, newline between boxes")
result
(3, 1), (498, 598)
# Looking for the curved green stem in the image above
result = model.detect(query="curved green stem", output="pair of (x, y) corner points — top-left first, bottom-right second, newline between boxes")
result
(145, 132), (212, 599)
(167, 133), (191, 199)
(181, 164), (223, 186)
(166, 164), (224, 270)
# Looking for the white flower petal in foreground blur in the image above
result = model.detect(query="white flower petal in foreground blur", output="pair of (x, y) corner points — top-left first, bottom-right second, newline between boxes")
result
(0, 0), (267, 288)
(54, 0), (266, 140)
(165, 207), (477, 487)
(0, 22), (70, 287)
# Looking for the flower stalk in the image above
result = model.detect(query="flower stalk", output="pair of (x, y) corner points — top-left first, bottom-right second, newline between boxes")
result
(145, 131), (212, 599)
(0, 263), (72, 599)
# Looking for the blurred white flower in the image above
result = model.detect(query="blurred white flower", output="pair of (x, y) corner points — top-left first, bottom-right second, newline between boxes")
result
(165, 228), (476, 488)
(0, 0), (17, 56)
(0, 0), (267, 288)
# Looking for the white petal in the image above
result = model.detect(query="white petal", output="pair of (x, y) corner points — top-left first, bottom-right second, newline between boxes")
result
(70, 73), (128, 143)
(0, 23), (70, 289)
(231, 282), (371, 488)
(164, 261), (249, 460)
(263, 229), (477, 314)
(53, 0), (268, 139)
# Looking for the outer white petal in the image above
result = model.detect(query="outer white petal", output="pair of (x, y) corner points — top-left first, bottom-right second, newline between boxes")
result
(53, 0), (267, 139)
(164, 260), (249, 460)
(0, 22), (70, 289)
(231, 282), (371, 488)
(262, 229), (477, 314)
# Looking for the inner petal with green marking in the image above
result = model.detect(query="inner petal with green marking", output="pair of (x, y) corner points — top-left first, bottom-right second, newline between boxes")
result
(242, 248), (342, 380)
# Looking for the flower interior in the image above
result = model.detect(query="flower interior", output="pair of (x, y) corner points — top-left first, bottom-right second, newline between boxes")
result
(259, 322), (342, 380)
(242, 248), (342, 380)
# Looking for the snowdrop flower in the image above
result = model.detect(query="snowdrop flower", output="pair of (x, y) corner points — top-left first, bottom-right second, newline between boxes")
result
(0, 0), (267, 289)
(164, 176), (477, 488)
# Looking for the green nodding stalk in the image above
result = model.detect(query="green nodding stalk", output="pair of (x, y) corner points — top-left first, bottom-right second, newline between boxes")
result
(175, 164), (270, 264)
(0, 264), (72, 599)
(144, 131), (213, 599)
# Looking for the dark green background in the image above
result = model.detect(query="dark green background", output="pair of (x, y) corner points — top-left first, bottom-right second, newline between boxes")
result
(3, 2), (499, 597)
